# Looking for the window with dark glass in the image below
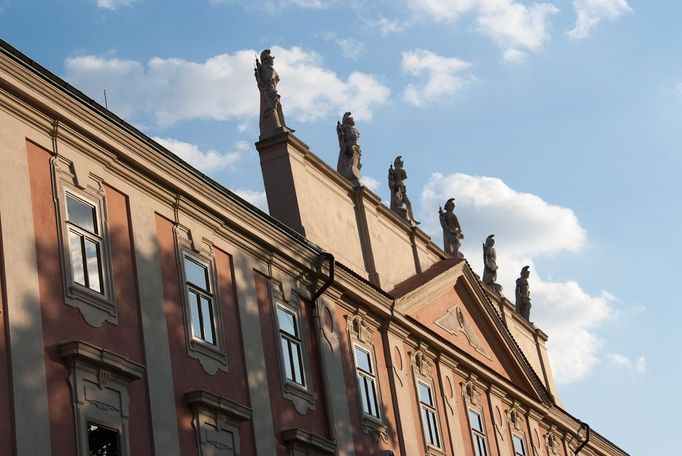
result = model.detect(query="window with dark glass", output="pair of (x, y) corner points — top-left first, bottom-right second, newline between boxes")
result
(276, 306), (305, 386)
(418, 381), (441, 448)
(354, 346), (380, 418)
(468, 409), (489, 456)
(66, 193), (103, 294)
(513, 434), (526, 456)
(183, 256), (215, 345)
(87, 422), (120, 456)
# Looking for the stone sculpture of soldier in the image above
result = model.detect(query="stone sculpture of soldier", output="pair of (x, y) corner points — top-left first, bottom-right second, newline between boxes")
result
(388, 155), (418, 225)
(336, 112), (362, 186)
(482, 234), (502, 294)
(254, 49), (289, 139)
(439, 198), (464, 258)
(515, 266), (532, 321)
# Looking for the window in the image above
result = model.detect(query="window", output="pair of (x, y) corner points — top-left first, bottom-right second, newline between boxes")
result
(88, 422), (120, 456)
(66, 193), (104, 294)
(183, 256), (215, 345)
(418, 381), (441, 449)
(354, 346), (380, 419)
(276, 306), (305, 386)
(468, 409), (489, 456)
(513, 434), (526, 456)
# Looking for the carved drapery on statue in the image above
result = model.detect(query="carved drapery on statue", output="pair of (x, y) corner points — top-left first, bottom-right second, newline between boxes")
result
(388, 155), (418, 225)
(336, 112), (362, 186)
(439, 198), (464, 258)
(515, 266), (532, 320)
(482, 234), (502, 294)
(254, 49), (291, 139)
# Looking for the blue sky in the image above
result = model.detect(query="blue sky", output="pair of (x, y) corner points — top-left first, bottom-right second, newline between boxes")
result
(2, 1), (679, 454)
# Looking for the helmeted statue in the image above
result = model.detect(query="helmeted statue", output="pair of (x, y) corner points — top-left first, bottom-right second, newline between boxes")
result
(482, 234), (502, 294)
(254, 49), (290, 139)
(515, 266), (532, 320)
(388, 156), (418, 225)
(439, 198), (464, 258)
(336, 112), (362, 186)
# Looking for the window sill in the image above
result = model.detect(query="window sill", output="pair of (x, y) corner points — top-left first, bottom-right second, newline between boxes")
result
(361, 415), (389, 443)
(283, 380), (316, 415)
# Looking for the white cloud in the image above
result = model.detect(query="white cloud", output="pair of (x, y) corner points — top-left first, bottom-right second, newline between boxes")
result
(568, 0), (631, 39)
(96, 0), (135, 10)
(419, 172), (616, 383)
(360, 176), (381, 192)
(407, 0), (559, 59)
(503, 48), (527, 63)
(323, 32), (366, 60)
(369, 17), (410, 36)
(607, 353), (646, 374)
(401, 49), (473, 106)
(152, 137), (244, 174)
(64, 46), (389, 127)
(233, 189), (269, 211)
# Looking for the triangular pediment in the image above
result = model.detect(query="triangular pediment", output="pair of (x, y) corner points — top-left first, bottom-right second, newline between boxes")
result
(389, 260), (550, 402)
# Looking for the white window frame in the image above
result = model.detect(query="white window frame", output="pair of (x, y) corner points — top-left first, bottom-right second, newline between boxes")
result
(53, 155), (116, 327)
(418, 380), (442, 451)
(513, 433), (527, 456)
(468, 408), (490, 456)
(177, 245), (228, 375)
(270, 279), (315, 414)
(353, 344), (381, 420)
(276, 304), (307, 387)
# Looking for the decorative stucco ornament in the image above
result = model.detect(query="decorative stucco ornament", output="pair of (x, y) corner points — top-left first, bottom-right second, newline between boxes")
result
(482, 234), (502, 294)
(439, 198), (464, 258)
(515, 266), (532, 321)
(388, 155), (419, 225)
(336, 112), (362, 186)
(254, 49), (291, 139)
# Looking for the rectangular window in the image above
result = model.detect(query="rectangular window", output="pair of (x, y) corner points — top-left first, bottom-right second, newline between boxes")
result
(468, 409), (489, 456)
(354, 346), (380, 418)
(184, 256), (215, 345)
(513, 434), (526, 456)
(418, 381), (441, 448)
(66, 193), (104, 294)
(277, 306), (305, 386)
(87, 422), (120, 456)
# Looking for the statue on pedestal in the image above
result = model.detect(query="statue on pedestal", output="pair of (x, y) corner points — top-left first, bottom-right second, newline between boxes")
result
(254, 49), (290, 139)
(515, 266), (532, 321)
(482, 234), (502, 294)
(388, 156), (418, 225)
(439, 198), (464, 258)
(336, 112), (362, 186)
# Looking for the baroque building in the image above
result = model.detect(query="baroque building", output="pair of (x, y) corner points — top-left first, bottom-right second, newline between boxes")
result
(0, 40), (628, 456)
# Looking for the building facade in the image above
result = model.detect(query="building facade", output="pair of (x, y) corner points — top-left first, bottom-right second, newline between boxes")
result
(0, 39), (627, 456)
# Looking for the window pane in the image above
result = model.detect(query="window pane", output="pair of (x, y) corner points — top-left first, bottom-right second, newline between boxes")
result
(358, 374), (370, 414)
(366, 378), (379, 417)
(290, 340), (304, 385)
(189, 292), (202, 340)
(476, 434), (488, 456)
(69, 231), (86, 286)
(428, 410), (440, 447)
(184, 257), (208, 290)
(281, 338), (294, 381)
(418, 383), (433, 406)
(88, 422), (120, 456)
(354, 347), (372, 373)
(200, 296), (215, 344)
(421, 408), (431, 444)
(85, 239), (102, 293)
(66, 194), (97, 233)
(513, 435), (525, 455)
(469, 410), (483, 432)
(276, 307), (297, 336)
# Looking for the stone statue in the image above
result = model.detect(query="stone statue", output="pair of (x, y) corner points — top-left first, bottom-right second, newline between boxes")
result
(336, 112), (362, 186)
(482, 234), (502, 294)
(515, 266), (532, 320)
(388, 156), (418, 225)
(439, 198), (464, 258)
(254, 49), (290, 139)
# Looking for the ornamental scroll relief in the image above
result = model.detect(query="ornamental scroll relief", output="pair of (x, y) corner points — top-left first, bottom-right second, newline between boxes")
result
(435, 306), (489, 358)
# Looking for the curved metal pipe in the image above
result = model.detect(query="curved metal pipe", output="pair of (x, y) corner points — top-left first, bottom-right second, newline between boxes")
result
(311, 252), (334, 304)
(575, 421), (590, 455)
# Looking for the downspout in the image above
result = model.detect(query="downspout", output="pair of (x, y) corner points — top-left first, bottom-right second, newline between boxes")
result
(574, 420), (590, 455)
(309, 252), (337, 443)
